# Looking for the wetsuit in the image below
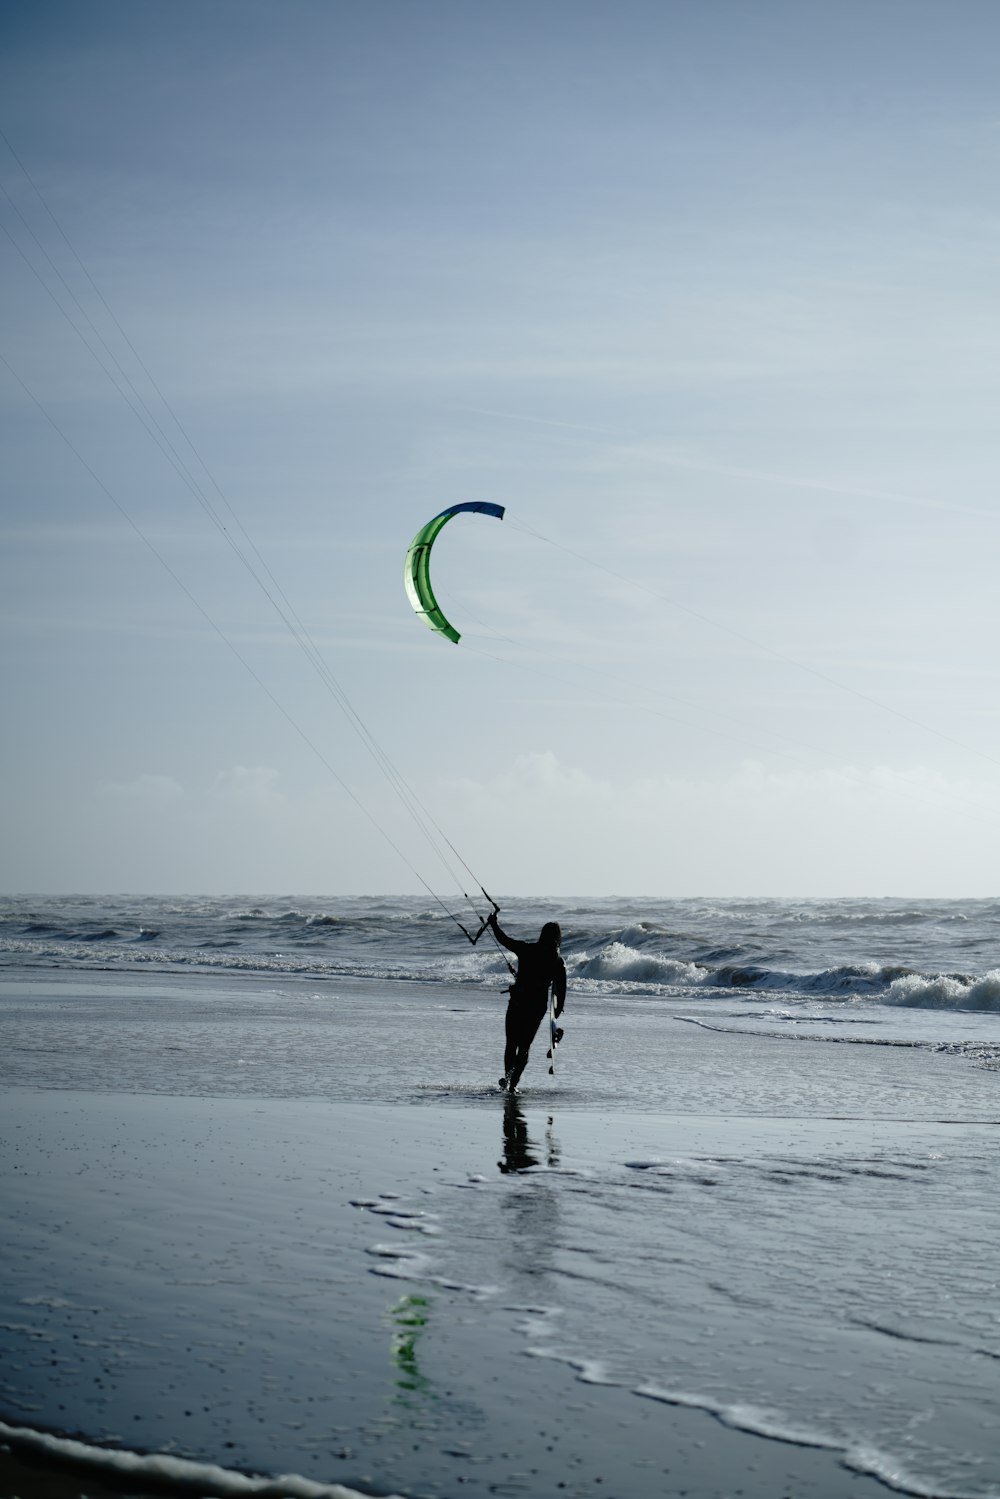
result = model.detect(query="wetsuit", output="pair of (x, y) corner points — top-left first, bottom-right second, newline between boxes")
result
(492, 920), (567, 1090)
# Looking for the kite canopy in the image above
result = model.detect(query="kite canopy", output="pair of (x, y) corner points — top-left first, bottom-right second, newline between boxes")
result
(404, 501), (505, 644)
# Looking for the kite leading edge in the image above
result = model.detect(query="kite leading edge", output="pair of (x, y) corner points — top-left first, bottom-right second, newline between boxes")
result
(403, 501), (505, 644)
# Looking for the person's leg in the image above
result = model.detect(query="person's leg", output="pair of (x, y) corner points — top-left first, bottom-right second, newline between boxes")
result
(501, 1004), (521, 1085)
(507, 1003), (546, 1090)
(507, 1045), (529, 1091)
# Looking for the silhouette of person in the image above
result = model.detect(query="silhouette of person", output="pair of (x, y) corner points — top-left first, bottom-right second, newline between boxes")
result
(488, 912), (566, 1092)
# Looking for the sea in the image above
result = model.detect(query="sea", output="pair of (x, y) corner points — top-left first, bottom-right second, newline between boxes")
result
(4, 892), (1000, 1088)
(4, 893), (1000, 1499)
(3, 892), (1000, 1015)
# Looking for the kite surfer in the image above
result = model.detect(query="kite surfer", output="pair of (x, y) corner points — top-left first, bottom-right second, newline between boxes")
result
(489, 912), (566, 1092)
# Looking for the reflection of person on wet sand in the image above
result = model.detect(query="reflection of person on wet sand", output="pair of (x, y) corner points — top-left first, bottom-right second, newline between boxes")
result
(498, 1096), (562, 1174)
(499, 1094), (539, 1173)
(489, 912), (566, 1093)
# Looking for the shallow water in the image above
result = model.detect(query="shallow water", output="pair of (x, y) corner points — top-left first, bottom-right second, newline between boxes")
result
(4, 969), (1000, 1118)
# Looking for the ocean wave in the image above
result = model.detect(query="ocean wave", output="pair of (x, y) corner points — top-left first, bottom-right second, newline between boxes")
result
(884, 970), (1000, 1012)
(3, 896), (1000, 1016)
(705, 961), (922, 995)
(0, 933), (499, 988)
(576, 941), (706, 986)
(566, 941), (1000, 1012)
(615, 922), (698, 945)
(566, 944), (927, 1001)
(797, 908), (967, 927)
(5, 926), (1000, 1013)
(0, 1420), (394, 1499)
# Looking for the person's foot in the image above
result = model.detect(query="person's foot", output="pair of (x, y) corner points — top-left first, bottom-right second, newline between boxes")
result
(498, 1076), (508, 1090)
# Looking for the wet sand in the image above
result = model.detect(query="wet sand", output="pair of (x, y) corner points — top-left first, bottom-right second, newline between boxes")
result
(1, 1087), (903, 1499)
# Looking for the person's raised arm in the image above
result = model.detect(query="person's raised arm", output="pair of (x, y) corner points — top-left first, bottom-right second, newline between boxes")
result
(487, 911), (528, 957)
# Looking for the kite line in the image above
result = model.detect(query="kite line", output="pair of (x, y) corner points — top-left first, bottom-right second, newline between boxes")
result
(0, 130), (502, 947)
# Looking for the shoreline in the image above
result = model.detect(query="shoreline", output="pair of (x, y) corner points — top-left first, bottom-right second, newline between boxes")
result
(0, 1396), (893, 1499)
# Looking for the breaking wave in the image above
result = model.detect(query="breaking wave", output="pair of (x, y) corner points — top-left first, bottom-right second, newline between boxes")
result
(884, 970), (1000, 1011)
(576, 941), (705, 986)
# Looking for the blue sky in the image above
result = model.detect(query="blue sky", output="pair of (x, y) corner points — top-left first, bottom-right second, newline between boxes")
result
(2, 0), (1000, 895)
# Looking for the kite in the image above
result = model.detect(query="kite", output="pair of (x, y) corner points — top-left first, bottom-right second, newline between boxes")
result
(403, 501), (505, 644)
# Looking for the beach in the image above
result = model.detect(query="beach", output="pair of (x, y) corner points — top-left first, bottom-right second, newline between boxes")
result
(4, 897), (1000, 1497)
(0, 1085), (923, 1499)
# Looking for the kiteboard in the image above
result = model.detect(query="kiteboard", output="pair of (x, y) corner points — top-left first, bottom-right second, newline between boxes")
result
(546, 989), (562, 1076)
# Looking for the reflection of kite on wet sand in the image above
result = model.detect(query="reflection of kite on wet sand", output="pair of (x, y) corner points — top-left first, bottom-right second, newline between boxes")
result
(404, 501), (505, 644)
(390, 1293), (431, 1395)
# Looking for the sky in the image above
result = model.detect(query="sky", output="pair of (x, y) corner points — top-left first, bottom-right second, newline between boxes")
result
(2, 0), (1000, 897)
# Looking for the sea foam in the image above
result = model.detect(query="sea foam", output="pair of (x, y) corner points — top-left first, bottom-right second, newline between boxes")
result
(0, 1420), (402, 1499)
(885, 969), (1000, 1011)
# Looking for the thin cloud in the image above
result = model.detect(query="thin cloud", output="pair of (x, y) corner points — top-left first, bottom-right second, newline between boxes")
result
(459, 406), (996, 521)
